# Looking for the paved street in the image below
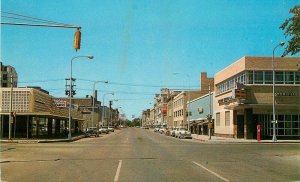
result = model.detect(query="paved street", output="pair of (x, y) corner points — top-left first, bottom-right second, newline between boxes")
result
(1, 128), (299, 182)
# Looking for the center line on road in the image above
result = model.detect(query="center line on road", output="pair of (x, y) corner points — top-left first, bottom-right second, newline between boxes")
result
(114, 160), (122, 182)
(192, 161), (230, 182)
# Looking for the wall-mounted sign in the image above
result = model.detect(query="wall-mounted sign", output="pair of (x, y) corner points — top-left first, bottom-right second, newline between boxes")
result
(275, 92), (300, 97)
(53, 99), (67, 108)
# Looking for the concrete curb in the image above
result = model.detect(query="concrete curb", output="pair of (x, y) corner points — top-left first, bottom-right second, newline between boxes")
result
(191, 135), (300, 144)
(0, 135), (86, 144)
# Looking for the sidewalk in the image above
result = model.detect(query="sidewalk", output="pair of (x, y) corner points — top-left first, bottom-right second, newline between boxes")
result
(191, 134), (300, 144)
(0, 135), (86, 144)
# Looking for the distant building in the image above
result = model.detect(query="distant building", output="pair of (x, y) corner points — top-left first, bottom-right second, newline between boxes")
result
(141, 109), (150, 126)
(0, 62), (18, 88)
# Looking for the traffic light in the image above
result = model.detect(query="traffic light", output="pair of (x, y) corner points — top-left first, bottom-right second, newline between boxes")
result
(74, 28), (81, 51)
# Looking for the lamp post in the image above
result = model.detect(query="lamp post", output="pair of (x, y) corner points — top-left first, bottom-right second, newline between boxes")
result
(68, 55), (94, 140)
(117, 107), (122, 126)
(92, 80), (108, 128)
(109, 99), (118, 127)
(272, 42), (285, 142)
(101, 92), (114, 127)
(208, 83), (212, 140)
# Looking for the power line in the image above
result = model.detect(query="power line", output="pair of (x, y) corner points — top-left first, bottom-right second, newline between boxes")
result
(76, 78), (199, 88)
(18, 78), (199, 88)
(1, 10), (73, 26)
(18, 78), (65, 83)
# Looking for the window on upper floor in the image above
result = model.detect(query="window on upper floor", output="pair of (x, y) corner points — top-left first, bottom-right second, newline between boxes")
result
(254, 71), (263, 84)
(225, 111), (230, 126)
(216, 113), (220, 126)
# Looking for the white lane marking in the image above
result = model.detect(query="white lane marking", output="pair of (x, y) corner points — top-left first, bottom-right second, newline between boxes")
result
(114, 160), (122, 182)
(192, 161), (230, 182)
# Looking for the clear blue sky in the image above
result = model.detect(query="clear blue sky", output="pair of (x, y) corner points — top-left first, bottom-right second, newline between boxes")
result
(1, 0), (299, 119)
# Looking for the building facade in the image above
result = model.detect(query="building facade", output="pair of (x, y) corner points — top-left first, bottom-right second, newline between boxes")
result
(173, 91), (203, 128)
(0, 87), (84, 138)
(188, 92), (214, 135)
(153, 88), (169, 126)
(214, 56), (300, 139)
(166, 90), (181, 128)
(0, 62), (18, 88)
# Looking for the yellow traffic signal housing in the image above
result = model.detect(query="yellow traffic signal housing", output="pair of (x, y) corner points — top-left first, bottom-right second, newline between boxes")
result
(74, 29), (81, 51)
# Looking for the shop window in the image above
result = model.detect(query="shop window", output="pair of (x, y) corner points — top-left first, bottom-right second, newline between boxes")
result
(285, 72), (294, 84)
(275, 72), (284, 84)
(292, 115), (299, 121)
(292, 121), (299, 128)
(278, 121), (284, 128)
(264, 71), (273, 84)
(254, 71), (263, 84)
(278, 129), (284, 135)
(285, 121), (292, 128)
(292, 129), (299, 135)
(285, 115), (292, 121)
(295, 72), (300, 84)
(278, 115), (284, 121)
(285, 129), (292, 135)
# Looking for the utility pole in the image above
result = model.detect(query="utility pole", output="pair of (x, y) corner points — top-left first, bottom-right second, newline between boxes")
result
(208, 83), (212, 140)
(9, 76), (13, 140)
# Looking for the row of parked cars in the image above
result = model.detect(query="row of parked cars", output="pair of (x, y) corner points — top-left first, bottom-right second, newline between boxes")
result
(154, 127), (192, 139)
(84, 126), (115, 137)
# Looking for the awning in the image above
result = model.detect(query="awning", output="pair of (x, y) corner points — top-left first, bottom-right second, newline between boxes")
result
(224, 103), (300, 110)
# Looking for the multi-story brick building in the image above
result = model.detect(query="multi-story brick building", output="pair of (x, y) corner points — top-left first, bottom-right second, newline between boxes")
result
(166, 90), (181, 128)
(214, 56), (300, 139)
(153, 88), (169, 127)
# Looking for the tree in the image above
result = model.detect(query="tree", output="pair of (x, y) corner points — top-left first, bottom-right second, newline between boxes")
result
(280, 5), (300, 56)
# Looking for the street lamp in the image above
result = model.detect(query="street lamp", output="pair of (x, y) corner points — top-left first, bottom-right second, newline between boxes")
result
(109, 99), (118, 127)
(101, 92), (114, 127)
(272, 42), (285, 142)
(173, 73), (191, 131)
(68, 55), (94, 140)
(92, 80), (108, 128)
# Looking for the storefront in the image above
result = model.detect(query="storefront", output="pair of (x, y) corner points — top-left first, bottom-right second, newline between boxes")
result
(188, 92), (214, 136)
(214, 56), (300, 139)
(0, 87), (84, 139)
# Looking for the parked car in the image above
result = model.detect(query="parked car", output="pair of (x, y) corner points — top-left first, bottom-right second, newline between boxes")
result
(171, 128), (178, 137)
(159, 128), (165, 134)
(164, 128), (171, 136)
(84, 127), (99, 137)
(99, 127), (109, 134)
(154, 127), (160, 132)
(174, 128), (192, 139)
(108, 126), (115, 132)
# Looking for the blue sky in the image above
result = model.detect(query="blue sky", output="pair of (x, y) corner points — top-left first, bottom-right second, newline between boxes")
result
(1, 0), (299, 119)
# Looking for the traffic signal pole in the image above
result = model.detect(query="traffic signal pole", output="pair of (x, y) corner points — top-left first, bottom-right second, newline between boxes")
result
(1, 22), (81, 51)
(1, 22), (80, 29)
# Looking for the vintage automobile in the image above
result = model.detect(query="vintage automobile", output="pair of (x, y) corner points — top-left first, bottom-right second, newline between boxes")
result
(99, 127), (109, 134)
(84, 127), (99, 137)
(174, 128), (192, 139)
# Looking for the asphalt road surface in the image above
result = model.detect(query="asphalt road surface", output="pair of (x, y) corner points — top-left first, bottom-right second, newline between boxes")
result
(1, 128), (299, 182)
